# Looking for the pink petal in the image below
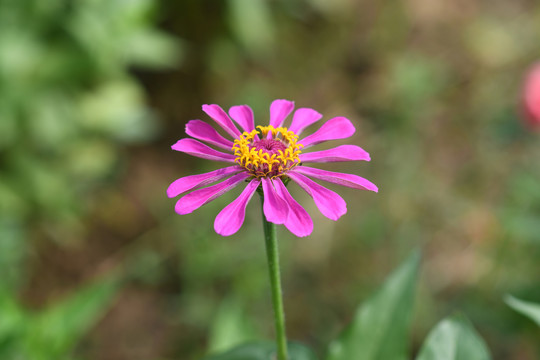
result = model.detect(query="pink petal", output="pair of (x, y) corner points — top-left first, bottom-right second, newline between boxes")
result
(229, 105), (255, 133)
(186, 120), (234, 150)
(214, 178), (260, 236)
(288, 108), (323, 135)
(269, 99), (295, 128)
(261, 178), (289, 224)
(298, 117), (355, 148)
(299, 145), (370, 163)
(274, 178), (313, 237)
(172, 138), (236, 162)
(167, 166), (243, 198)
(288, 172), (347, 221)
(292, 166), (378, 192)
(202, 104), (242, 138)
(174, 173), (249, 215)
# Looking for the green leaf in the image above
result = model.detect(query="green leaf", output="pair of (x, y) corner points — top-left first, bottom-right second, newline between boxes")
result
(505, 295), (540, 327)
(203, 341), (317, 360)
(228, 0), (275, 57)
(0, 288), (26, 345)
(124, 30), (182, 68)
(326, 250), (420, 360)
(415, 314), (491, 360)
(208, 297), (258, 354)
(24, 276), (120, 359)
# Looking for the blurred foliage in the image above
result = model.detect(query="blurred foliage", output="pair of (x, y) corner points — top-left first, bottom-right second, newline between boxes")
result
(207, 297), (259, 354)
(506, 296), (540, 327)
(208, 252), (491, 360)
(203, 341), (317, 360)
(327, 251), (419, 360)
(0, 0), (180, 289)
(0, 276), (118, 360)
(415, 315), (491, 360)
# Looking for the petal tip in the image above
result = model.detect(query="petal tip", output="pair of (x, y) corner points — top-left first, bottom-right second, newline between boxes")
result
(174, 206), (192, 216)
(265, 217), (286, 225)
(336, 207), (348, 220)
(273, 98), (294, 104)
(214, 226), (236, 237)
(337, 117), (356, 136)
(365, 180), (379, 193)
(171, 138), (186, 151)
(290, 227), (313, 237)
(202, 103), (220, 114)
(329, 204), (347, 221)
(166, 184), (177, 198)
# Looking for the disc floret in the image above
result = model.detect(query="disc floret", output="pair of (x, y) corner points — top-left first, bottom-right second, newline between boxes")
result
(232, 125), (303, 178)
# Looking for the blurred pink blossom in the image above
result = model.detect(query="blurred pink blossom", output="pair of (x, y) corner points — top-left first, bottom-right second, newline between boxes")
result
(523, 63), (540, 128)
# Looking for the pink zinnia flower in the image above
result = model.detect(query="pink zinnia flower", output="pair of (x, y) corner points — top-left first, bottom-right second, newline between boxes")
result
(167, 99), (378, 237)
(523, 63), (540, 128)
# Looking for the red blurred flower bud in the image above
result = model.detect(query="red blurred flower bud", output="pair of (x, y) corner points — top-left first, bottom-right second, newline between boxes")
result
(523, 63), (540, 128)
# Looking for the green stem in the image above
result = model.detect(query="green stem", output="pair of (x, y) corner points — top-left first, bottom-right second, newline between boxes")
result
(260, 195), (289, 360)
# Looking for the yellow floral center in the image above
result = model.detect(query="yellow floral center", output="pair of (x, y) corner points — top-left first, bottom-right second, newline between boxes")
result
(232, 125), (303, 178)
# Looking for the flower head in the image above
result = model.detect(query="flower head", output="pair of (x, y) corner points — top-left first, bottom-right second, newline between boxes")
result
(167, 99), (378, 237)
(523, 62), (540, 128)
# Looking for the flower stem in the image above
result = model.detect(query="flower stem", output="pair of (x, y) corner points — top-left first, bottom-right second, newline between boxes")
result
(260, 195), (289, 360)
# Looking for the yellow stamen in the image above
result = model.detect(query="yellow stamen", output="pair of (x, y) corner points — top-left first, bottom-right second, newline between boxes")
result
(232, 125), (303, 178)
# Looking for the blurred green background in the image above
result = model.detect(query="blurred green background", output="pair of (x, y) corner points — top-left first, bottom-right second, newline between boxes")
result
(1, 0), (539, 359)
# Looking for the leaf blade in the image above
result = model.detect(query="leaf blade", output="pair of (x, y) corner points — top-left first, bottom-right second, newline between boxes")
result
(207, 297), (258, 354)
(505, 295), (540, 327)
(326, 250), (420, 360)
(25, 276), (120, 359)
(415, 314), (491, 360)
(203, 341), (317, 360)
